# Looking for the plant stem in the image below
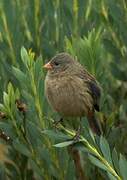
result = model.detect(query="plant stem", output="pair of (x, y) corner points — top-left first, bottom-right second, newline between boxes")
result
(30, 70), (44, 128)
(59, 125), (122, 180)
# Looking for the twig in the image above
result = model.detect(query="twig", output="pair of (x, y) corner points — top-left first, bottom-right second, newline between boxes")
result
(68, 146), (88, 180)
(57, 124), (122, 180)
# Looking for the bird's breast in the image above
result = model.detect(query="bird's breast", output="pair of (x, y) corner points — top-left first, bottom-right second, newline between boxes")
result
(45, 75), (93, 117)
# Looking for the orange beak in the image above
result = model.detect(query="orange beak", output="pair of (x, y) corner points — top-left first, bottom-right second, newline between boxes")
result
(43, 62), (53, 70)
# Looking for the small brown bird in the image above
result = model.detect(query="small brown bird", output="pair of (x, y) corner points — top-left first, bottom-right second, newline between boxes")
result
(43, 53), (101, 135)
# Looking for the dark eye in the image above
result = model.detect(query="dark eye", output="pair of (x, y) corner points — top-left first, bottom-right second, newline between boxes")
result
(54, 62), (59, 66)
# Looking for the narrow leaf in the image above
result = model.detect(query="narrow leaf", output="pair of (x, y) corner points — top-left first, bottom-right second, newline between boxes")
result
(119, 154), (127, 180)
(54, 140), (74, 148)
(107, 172), (117, 180)
(21, 47), (30, 68)
(112, 148), (119, 174)
(12, 66), (27, 83)
(100, 136), (113, 166)
(89, 154), (108, 171)
(43, 129), (70, 141)
(13, 140), (31, 157)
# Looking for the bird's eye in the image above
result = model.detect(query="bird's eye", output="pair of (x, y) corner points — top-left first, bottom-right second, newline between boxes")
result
(54, 62), (59, 66)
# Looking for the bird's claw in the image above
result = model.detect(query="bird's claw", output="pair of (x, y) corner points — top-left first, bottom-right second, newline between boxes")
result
(53, 121), (60, 129)
(53, 118), (63, 129)
(72, 125), (81, 143)
(72, 132), (81, 143)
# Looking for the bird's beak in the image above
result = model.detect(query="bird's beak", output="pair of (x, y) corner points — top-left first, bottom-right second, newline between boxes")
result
(43, 62), (53, 70)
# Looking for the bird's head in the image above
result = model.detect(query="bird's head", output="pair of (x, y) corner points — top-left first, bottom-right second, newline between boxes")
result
(43, 53), (76, 75)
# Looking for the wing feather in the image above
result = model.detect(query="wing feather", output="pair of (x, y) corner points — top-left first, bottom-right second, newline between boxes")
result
(76, 66), (101, 111)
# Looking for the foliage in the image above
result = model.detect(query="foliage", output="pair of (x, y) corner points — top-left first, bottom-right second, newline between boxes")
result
(0, 0), (127, 179)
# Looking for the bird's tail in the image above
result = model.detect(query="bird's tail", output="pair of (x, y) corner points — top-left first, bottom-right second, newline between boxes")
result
(87, 111), (101, 136)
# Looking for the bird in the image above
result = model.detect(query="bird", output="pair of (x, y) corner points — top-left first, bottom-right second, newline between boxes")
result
(43, 53), (101, 136)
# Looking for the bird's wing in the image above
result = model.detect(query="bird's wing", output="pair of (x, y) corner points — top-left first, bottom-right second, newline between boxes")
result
(77, 67), (101, 111)
(87, 80), (101, 111)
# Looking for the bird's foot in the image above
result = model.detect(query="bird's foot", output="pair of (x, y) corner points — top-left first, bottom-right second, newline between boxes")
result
(72, 126), (81, 142)
(73, 132), (80, 142)
(53, 118), (63, 129)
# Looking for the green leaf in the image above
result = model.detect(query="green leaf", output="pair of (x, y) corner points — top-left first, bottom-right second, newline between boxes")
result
(65, 160), (75, 180)
(73, 143), (94, 154)
(107, 172), (117, 180)
(15, 88), (20, 100)
(13, 139), (31, 157)
(89, 128), (95, 143)
(43, 129), (70, 141)
(21, 47), (30, 68)
(103, 39), (121, 58)
(112, 148), (119, 174)
(0, 122), (16, 139)
(28, 159), (43, 177)
(110, 62), (127, 81)
(38, 79), (44, 110)
(34, 56), (43, 84)
(3, 92), (9, 111)
(7, 83), (15, 112)
(107, 0), (123, 23)
(89, 154), (108, 171)
(26, 121), (43, 147)
(54, 140), (74, 148)
(0, 104), (7, 113)
(100, 136), (113, 166)
(119, 154), (127, 180)
(7, 83), (14, 96)
(12, 66), (27, 83)
(37, 147), (51, 167)
(0, 164), (6, 180)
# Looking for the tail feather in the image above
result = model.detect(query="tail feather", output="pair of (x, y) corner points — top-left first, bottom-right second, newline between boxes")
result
(87, 112), (101, 136)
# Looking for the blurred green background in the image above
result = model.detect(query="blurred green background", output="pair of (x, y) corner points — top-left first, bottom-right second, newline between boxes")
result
(0, 0), (127, 179)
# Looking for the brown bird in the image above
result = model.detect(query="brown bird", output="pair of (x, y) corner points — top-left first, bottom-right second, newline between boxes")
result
(43, 53), (101, 136)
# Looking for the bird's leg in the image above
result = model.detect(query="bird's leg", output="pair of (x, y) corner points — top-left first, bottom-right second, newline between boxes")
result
(73, 125), (81, 142)
(53, 117), (63, 128)
(73, 118), (82, 142)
